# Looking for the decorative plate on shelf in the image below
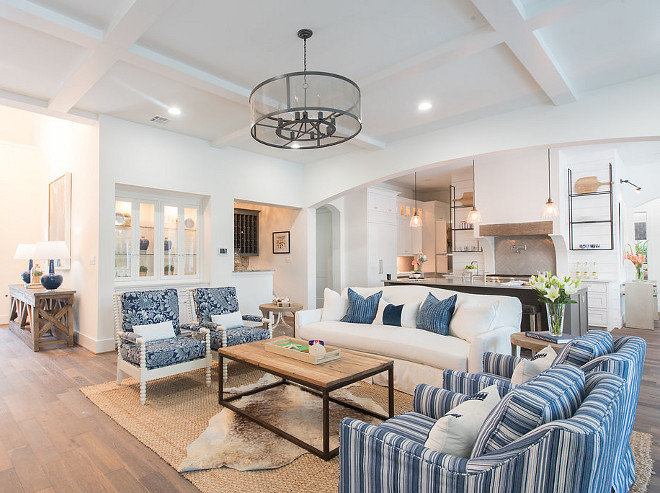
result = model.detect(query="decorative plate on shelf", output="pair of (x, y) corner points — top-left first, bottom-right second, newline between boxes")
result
(115, 212), (125, 225)
(184, 218), (195, 229)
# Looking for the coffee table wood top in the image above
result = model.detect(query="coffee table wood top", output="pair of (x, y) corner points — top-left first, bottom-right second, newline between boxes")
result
(218, 337), (393, 390)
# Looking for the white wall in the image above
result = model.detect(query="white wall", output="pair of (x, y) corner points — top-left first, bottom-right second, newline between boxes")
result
(97, 115), (306, 352)
(635, 198), (660, 282)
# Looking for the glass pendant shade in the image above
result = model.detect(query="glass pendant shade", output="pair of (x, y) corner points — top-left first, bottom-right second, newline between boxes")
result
(410, 213), (422, 228)
(466, 207), (482, 224)
(542, 199), (559, 218)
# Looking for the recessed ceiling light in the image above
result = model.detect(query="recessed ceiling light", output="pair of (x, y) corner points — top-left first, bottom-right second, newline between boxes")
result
(168, 107), (182, 116)
(418, 101), (432, 111)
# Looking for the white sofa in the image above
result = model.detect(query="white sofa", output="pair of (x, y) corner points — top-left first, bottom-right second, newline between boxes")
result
(296, 285), (522, 394)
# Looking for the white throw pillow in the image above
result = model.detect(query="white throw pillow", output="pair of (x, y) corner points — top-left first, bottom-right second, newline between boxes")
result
(449, 302), (499, 342)
(400, 302), (421, 328)
(510, 345), (557, 385)
(132, 320), (176, 342)
(424, 385), (501, 458)
(372, 299), (388, 325)
(211, 311), (243, 329)
(321, 288), (348, 321)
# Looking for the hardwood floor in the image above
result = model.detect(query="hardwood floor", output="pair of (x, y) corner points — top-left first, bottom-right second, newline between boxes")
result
(0, 323), (657, 492)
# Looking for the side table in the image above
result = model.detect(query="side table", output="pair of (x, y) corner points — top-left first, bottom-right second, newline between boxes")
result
(510, 332), (565, 357)
(259, 302), (303, 336)
(8, 284), (76, 351)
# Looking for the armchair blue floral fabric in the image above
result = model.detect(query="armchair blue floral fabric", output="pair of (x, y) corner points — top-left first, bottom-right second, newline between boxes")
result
(339, 371), (628, 493)
(121, 288), (180, 335)
(120, 336), (207, 370)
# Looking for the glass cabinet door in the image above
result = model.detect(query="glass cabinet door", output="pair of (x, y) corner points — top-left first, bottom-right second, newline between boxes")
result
(183, 207), (198, 276)
(139, 202), (155, 278)
(115, 200), (133, 278)
(163, 205), (179, 277)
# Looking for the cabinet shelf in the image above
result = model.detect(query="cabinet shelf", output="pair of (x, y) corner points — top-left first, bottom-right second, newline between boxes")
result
(571, 220), (612, 225)
(569, 191), (611, 198)
(451, 227), (474, 231)
(568, 164), (614, 251)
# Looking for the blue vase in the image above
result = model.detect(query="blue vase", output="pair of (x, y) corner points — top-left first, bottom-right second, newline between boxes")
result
(140, 238), (150, 251)
(41, 259), (63, 290)
(21, 271), (30, 283)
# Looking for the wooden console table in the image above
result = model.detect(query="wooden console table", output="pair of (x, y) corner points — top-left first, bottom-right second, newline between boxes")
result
(8, 284), (76, 351)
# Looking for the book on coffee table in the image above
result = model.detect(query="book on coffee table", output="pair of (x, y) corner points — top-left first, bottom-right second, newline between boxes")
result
(525, 331), (576, 344)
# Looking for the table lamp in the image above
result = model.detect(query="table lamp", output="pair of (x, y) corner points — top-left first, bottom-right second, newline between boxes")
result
(13, 243), (35, 284)
(34, 241), (70, 290)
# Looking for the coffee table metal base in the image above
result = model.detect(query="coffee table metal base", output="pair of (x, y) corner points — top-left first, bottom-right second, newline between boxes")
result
(218, 354), (394, 460)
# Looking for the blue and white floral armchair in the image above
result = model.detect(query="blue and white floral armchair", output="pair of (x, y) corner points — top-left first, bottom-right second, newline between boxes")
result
(186, 287), (272, 381)
(114, 288), (212, 405)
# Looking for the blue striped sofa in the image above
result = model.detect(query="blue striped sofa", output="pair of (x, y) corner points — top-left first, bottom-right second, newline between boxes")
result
(339, 367), (629, 493)
(442, 331), (646, 492)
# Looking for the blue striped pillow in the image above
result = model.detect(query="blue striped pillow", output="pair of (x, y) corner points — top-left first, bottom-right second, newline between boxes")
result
(471, 364), (585, 458)
(553, 330), (614, 367)
(340, 288), (382, 324)
(415, 293), (457, 335)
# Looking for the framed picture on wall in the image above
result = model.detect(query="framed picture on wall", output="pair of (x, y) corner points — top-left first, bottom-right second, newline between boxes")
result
(48, 172), (72, 269)
(272, 231), (290, 254)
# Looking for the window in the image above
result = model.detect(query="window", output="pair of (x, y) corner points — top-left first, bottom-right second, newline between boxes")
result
(234, 209), (259, 256)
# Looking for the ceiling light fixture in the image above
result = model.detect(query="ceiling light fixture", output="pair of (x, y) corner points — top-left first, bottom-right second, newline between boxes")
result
(542, 148), (559, 218)
(410, 172), (422, 228)
(466, 160), (482, 225)
(249, 29), (362, 149)
(418, 101), (432, 111)
(168, 107), (182, 116)
(620, 179), (642, 193)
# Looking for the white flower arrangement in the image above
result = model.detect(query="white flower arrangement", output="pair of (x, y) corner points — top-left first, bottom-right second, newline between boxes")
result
(529, 272), (581, 305)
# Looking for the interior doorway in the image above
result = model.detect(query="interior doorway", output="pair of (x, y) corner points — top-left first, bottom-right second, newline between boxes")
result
(316, 205), (341, 307)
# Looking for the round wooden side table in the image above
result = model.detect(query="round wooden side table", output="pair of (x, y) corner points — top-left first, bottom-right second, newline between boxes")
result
(510, 332), (566, 357)
(259, 302), (304, 336)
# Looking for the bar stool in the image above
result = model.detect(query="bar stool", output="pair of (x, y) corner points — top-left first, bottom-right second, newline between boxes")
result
(522, 304), (542, 332)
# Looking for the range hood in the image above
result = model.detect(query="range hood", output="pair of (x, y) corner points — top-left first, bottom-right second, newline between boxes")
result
(479, 220), (554, 236)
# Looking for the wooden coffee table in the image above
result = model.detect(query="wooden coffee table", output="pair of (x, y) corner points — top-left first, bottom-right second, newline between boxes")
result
(218, 337), (394, 460)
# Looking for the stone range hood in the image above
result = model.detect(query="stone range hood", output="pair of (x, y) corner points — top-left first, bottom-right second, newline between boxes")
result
(478, 221), (558, 275)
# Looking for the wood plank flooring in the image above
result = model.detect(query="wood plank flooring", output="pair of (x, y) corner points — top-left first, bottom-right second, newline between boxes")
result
(0, 323), (657, 492)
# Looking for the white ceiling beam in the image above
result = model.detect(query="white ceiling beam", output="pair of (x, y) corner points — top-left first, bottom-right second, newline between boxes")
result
(0, 88), (97, 125)
(48, 0), (177, 113)
(471, 0), (576, 105)
(361, 27), (503, 90)
(526, 0), (611, 30)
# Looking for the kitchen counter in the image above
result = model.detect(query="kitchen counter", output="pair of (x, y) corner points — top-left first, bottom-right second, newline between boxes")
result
(385, 276), (588, 335)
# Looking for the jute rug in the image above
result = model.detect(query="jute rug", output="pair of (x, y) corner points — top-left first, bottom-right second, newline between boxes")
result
(81, 362), (654, 493)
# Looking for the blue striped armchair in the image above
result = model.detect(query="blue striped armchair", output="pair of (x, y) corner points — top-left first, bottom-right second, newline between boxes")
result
(339, 368), (629, 493)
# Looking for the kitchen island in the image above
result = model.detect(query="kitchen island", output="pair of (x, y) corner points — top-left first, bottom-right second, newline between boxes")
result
(385, 275), (588, 334)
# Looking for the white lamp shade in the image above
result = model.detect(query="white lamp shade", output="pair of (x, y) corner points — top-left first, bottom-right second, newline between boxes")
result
(34, 241), (70, 260)
(14, 243), (35, 260)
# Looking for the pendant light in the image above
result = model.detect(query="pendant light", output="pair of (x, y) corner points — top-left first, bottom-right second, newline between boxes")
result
(466, 160), (481, 224)
(542, 148), (559, 218)
(410, 172), (422, 228)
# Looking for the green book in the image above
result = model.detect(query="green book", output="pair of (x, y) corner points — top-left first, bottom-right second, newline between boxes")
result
(275, 342), (309, 352)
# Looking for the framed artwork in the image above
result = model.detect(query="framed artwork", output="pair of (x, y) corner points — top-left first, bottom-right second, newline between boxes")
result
(48, 172), (72, 269)
(272, 231), (290, 254)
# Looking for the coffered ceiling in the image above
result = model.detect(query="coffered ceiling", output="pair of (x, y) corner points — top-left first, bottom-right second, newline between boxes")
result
(0, 0), (658, 164)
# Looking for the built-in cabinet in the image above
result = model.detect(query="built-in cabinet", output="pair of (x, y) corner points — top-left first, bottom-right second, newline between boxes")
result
(368, 189), (398, 285)
(115, 190), (202, 283)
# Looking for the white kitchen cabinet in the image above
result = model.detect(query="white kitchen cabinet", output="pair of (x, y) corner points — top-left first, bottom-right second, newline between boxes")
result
(396, 197), (422, 256)
(367, 188), (398, 286)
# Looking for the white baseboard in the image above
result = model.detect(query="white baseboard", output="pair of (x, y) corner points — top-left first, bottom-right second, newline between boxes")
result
(76, 332), (116, 354)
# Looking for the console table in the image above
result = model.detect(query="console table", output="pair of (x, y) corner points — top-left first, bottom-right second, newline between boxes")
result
(8, 284), (76, 351)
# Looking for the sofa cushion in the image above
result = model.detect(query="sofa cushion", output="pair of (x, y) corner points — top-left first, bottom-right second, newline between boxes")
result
(121, 288), (180, 335)
(471, 364), (585, 458)
(373, 299), (419, 327)
(424, 384), (501, 458)
(554, 330), (614, 367)
(298, 321), (470, 371)
(120, 336), (206, 370)
(416, 293), (457, 335)
(449, 301), (499, 342)
(510, 345), (557, 385)
(321, 288), (348, 321)
(341, 288), (382, 324)
(383, 304), (404, 326)
(378, 411), (436, 445)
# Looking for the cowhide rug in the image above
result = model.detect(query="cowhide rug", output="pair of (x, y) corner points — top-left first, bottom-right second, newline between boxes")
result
(178, 376), (385, 472)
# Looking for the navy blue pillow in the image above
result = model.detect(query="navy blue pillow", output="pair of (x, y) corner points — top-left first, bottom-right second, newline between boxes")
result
(341, 288), (382, 324)
(383, 304), (404, 326)
(416, 293), (457, 335)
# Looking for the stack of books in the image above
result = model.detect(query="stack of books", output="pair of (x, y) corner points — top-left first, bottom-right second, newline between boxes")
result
(525, 331), (577, 344)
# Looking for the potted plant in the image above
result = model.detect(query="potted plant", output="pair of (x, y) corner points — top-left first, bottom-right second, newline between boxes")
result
(31, 265), (43, 284)
(529, 272), (581, 336)
(139, 265), (148, 276)
(411, 254), (428, 278)
(164, 264), (175, 275)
